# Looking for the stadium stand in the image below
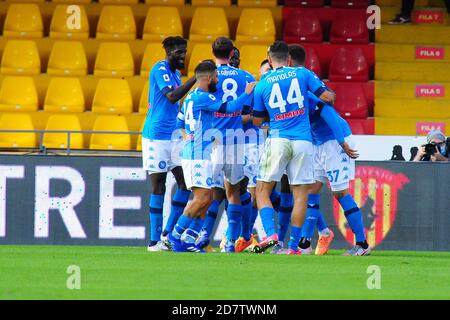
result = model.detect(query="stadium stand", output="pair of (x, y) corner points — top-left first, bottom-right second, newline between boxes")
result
(3, 3), (43, 39)
(190, 7), (230, 42)
(93, 42), (134, 77)
(0, 76), (39, 112)
(236, 8), (276, 44)
(96, 5), (137, 40)
(92, 78), (133, 114)
(50, 5), (90, 40)
(90, 115), (132, 150)
(1, 40), (41, 75)
(44, 77), (85, 113)
(142, 6), (183, 41)
(0, 113), (37, 148)
(47, 41), (88, 76)
(43, 114), (84, 149)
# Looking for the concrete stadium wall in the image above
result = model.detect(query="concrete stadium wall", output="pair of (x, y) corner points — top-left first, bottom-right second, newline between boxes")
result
(0, 155), (448, 251)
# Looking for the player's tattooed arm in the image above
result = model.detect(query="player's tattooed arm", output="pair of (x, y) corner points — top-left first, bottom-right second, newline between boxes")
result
(165, 76), (197, 104)
(318, 89), (336, 105)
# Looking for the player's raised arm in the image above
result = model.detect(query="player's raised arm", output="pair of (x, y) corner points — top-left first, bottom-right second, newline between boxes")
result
(252, 83), (268, 127)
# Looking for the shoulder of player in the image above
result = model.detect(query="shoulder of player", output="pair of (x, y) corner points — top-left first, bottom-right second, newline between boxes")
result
(150, 60), (168, 72)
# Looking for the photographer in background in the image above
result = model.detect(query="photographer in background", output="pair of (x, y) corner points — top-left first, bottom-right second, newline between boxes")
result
(413, 130), (449, 162)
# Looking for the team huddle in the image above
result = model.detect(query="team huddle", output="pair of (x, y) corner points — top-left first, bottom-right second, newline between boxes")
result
(141, 36), (371, 256)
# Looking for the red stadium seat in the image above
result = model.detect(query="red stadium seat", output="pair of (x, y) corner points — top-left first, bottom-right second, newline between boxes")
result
(283, 10), (323, 43)
(330, 0), (369, 8)
(284, 0), (324, 7)
(346, 118), (374, 134)
(304, 47), (322, 78)
(330, 11), (369, 44)
(329, 82), (368, 119)
(329, 47), (369, 82)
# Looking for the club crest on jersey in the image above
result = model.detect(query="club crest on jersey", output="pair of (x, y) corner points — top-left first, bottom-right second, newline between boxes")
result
(332, 166), (409, 248)
(206, 178), (213, 186)
(158, 161), (167, 169)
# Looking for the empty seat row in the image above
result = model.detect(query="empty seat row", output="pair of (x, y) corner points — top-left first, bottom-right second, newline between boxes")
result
(284, 9), (369, 44)
(1, 4), (276, 44)
(284, 0), (370, 7)
(0, 76), (150, 114)
(0, 113), (144, 150)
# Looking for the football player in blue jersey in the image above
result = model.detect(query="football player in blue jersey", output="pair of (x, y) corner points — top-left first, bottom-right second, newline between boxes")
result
(230, 46), (240, 69)
(142, 36), (197, 252)
(193, 38), (254, 253)
(252, 41), (336, 254)
(168, 61), (256, 252)
(289, 44), (371, 256)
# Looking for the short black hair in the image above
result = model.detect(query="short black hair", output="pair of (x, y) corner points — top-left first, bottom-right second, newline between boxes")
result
(212, 37), (234, 59)
(195, 60), (216, 77)
(260, 59), (270, 67)
(162, 36), (187, 52)
(233, 46), (240, 56)
(268, 41), (289, 62)
(288, 44), (306, 66)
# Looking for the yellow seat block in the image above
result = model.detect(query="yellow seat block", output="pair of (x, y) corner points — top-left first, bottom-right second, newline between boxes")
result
(43, 114), (84, 149)
(145, 0), (184, 5)
(375, 81), (450, 99)
(3, 4), (43, 39)
(375, 98), (450, 118)
(376, 25), (450, 45)
(96, 5), (136, 40)
(187, 43), (214, 77)
(52, 0), (92, 3)
(44, 77), (85, 113)
(190, 7), (229, 42)
(47, 41), (88, 76)
(92, 78), (133, 114)
(236, 8), (275, 44)
(0, 76), (38, 112)
(50, 4), (90, 40)
(5, 0), (45, 2)
(140, 43), (166, 78)
(99, 0), (138, 3)
(139, 80), (149, 114)
(0, 113), (37, 148)
(94, 42), (135, 78)
(1, 40), (41, 75)
(90, 115), (131, 150)
(376, 43), (450, 63)
(239, 45), (268, 80)
(375, 117), (450, 136)
(191, 0), (231, 6)
(237, 0), (277, 7)
(376, 61), (450, 82)
(143, 7), (183, 41)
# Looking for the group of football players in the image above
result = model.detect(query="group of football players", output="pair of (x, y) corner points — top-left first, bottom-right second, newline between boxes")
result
(141, 35), (371, 256)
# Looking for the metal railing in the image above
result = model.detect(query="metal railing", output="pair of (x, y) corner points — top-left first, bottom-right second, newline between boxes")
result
(0, 129), (142, 156)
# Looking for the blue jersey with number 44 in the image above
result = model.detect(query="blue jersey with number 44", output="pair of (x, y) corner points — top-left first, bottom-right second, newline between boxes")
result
(253, 67), (326, 141)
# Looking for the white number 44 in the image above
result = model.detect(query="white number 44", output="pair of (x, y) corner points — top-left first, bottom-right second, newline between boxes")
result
(268, 78), (304, 113)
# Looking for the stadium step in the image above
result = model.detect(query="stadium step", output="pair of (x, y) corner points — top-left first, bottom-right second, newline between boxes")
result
(375, 61), (450, 81)
(375, 117), (450, 136)
(376, 43), (450, 63)
(375, 81), (450, 99)
(375, 0), (429, 6)
(376, 25), (450, 44)
(375, 98), (450, 118)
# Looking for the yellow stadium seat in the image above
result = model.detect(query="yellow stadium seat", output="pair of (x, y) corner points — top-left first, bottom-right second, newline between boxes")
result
(236, 9), (275, 44)
(52, 0), (92, 3)
(5, 0), (45, 2)
(0, 76), (38, 112)
(50, 4), (89, 40)
(237, 0), (277, 7)
(47, 41), (88, 76)
(99, 0), (138, 3)
(142, 7), (183, 41)
(239, 45), (268, 79)
(191, 0), (231, 6)
(92, 78), (133, 114)
(145, 0), (185, 5)
(96, 5), (136, 40)
(94, 42), (134, 78)
(3, 4), (43, 39)
(44, 77), (85, 113)
(188, 43), (214, 77)
(190, 7), (229, 42)
(1, 40), (41, 75)
(0, 113), (36, 148)
(139, 81), (149, 114)
(90, 115), (131, 150)
(140, 43), (166, 77)
(43, 114), (84, 149)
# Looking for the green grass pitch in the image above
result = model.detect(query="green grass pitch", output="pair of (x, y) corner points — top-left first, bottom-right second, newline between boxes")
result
(1, 245), (450, 300)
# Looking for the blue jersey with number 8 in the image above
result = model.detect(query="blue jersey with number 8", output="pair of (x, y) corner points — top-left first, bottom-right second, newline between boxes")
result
(253, 67), (326, 141)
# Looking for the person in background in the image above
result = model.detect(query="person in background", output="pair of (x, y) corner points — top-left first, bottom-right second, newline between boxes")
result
(413, 130), (449, 162)
(389, 0), (450, 24)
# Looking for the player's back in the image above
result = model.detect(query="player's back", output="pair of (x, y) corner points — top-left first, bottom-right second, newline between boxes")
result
(307, 92), (352, 145)
(213, 64), (249, 141)
(181, 88), (216, 159)
(143, 60), (181, 140)
(255, 66), (312, 141)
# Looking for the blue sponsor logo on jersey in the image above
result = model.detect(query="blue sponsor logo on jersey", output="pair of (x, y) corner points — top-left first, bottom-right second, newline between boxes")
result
(253, 176), (257, 184)
(158, 161), (167, 169)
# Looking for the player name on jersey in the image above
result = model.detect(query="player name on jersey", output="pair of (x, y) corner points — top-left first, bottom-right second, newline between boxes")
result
(413, 10), (445, 24)
(265, 70), (297, 84)
(415, 84), (445, 97)
(415, 47), (445, 60)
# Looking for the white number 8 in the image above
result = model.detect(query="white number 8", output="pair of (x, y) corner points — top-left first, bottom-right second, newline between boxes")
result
(222, 78), (238, 102)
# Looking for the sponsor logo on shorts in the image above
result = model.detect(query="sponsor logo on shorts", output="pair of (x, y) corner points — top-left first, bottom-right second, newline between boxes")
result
(158, 161), (167, 169)
(206, 178), (213, 186)
(274, 109), (305, 121)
